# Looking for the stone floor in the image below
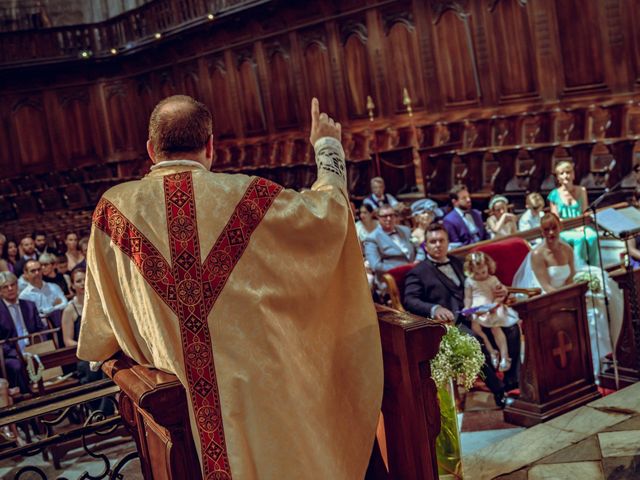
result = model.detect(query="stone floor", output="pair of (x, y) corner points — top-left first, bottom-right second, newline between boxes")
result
(462, 382), (640, 480)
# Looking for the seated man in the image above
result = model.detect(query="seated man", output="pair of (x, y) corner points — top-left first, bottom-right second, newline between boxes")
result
(362, 176), (399, 210)
(443, 184), (489, 249)
(0, 272), (44, 393)
(403, 223), (520, 407)
(364, 205), (424, 295)
(19, 260), (67, 318)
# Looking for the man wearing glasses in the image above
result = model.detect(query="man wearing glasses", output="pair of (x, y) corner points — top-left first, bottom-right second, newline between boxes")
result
(18, 260), (67, 318)
(364, 205), (424, 296)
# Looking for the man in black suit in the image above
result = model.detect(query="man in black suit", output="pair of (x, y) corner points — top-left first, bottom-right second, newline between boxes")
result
(0, 271), (44, 393)
(403, 223), (520, 407)
(14, 236), (38, 277)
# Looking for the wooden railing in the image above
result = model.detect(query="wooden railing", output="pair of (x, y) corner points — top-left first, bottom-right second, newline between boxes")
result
(0, 0), (267, 65)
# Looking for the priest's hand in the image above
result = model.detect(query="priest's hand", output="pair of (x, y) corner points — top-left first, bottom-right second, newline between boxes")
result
(309, 97), (341, 144)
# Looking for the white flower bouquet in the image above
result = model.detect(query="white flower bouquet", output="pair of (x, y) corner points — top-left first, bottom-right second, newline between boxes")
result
(431, 325), (485, 391)
(574, 267), (604, 294)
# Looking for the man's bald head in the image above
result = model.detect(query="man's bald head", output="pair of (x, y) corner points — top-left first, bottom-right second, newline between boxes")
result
(148, 95), (213, 161)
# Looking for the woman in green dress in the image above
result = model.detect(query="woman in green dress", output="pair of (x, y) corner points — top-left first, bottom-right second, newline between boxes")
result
(547, 160), (600, 267)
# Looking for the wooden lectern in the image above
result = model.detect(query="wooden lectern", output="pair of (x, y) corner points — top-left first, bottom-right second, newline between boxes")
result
(505, 282), (601, 427)
(103, 306), (445, 480)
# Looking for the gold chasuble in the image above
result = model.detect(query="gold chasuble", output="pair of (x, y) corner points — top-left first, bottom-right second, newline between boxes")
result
(77, 144), (383, 479)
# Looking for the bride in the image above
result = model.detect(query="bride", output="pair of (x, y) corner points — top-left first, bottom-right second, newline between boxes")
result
(513, 213), (622, 377)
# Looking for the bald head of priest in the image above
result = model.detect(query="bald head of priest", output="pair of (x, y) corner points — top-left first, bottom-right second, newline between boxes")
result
(146, 95), (214, 170)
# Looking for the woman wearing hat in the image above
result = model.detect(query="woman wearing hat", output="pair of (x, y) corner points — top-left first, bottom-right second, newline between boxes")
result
(487, 195), (517, 238)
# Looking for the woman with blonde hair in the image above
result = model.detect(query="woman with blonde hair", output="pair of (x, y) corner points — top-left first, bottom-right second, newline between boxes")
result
(547, 160), (599, 266)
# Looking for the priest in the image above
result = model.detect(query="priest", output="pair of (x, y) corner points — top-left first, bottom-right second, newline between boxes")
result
(77, 95), (383, 479)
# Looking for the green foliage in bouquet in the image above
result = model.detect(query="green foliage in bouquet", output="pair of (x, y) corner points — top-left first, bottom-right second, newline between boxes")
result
(431, 325), (485, 391)
(574, 267), (603, 294)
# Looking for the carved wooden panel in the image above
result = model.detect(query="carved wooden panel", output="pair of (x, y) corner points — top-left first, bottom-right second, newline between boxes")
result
(103, 82), (139, 156)
(208, 57), (236, 139)
(554, 0), (607, 94)
(341, 22), (374, 119)
(264, 40), (298, 130)
(135, 75), (156, 143)
(300, 29), (337, 117)
(157, 70), (177, 99)
(0, 103), (14, 175)
(383, 11), (425, 112)
(431, 9), (478, 107)
(56, 88), (98, 164)
(235, 51), (267, 135)
(181, 63), (203, 101)
(487, 0), (537, 102)
(11, 96), (51, 168)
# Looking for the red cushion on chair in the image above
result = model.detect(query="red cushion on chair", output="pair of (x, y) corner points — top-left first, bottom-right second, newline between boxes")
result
(471, 237), (531, 286)
(386, 263), (415, 300)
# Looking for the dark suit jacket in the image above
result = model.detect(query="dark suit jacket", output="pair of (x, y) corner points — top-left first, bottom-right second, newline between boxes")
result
(403, 255), (465, 320)
(442, 208), (488, 247)
(0, 299), (43, 358)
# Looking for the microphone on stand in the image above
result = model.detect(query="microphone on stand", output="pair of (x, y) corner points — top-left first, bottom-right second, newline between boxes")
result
(589, 175), (625, 211)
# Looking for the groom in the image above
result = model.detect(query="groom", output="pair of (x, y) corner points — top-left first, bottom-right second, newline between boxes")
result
(403, 223), (520, 407)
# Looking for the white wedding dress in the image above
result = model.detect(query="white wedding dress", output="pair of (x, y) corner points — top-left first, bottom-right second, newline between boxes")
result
(512, 252), (622, 377)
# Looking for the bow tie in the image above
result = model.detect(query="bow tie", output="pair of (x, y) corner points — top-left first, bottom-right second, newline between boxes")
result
(432, 260), (451, 267)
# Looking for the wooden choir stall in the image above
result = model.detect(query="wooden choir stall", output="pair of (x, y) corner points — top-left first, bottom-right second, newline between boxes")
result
(103, 305), (446, 480)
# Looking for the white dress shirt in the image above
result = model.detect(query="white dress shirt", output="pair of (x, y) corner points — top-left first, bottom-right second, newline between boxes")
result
(19, 282), (67, 317)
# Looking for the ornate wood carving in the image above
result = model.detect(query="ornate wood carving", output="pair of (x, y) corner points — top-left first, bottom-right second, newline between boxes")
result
(429, 0), (469, 24)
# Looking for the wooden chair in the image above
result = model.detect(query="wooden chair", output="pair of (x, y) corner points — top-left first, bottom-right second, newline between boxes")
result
(381, 263), (415, 311)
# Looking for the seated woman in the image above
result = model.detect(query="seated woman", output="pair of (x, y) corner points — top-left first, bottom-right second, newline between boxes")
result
(62, 268), (114, 414)
(547, 160), (600, 267)
(355, 203), (378, 244)
(486, 195), (517, 238)
(513, 213), (621, 377)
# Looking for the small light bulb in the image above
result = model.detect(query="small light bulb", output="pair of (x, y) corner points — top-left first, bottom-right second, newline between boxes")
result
(80, 51), (89, 58)
(207, 13), (215, 20)
(154, 32), (162, 39)
(110, 48), (117, 55)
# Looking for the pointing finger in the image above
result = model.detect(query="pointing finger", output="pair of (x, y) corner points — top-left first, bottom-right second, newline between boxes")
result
(311, 97), (319, 127)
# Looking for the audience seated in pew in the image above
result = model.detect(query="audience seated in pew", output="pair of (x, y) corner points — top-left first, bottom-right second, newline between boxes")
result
(518, 192), (545, 234)
(355, 203), (378, 243)
(40, 253), (70, 298)
(13, 236), (37, 277)
(61, 268), (113, 414)
(0, 271), (44, 394)
(403, 223), (520, 408)
(19, 260), (67, 318)
(33, 230), (57, 257)
(364, 204), (424, 298)
(548, 160), (600, 267)
(362, 176), (399, 210)
(486, 195), (517, 238)
(63, 232), (84, 271)
(409, 198), (443, 248)
(512, 213), (622, 376)
(443, 185), (489, 249)
(1, 238), (17, 274)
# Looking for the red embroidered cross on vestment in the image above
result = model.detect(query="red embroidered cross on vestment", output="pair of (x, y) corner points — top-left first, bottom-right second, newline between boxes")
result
(92, 172), (282, 479)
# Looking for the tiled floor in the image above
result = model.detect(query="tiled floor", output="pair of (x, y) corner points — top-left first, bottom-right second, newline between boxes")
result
(462, 382), (640, 480)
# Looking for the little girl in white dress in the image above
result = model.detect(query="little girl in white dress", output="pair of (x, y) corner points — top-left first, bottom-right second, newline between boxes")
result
(463, 252), (519, 372)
